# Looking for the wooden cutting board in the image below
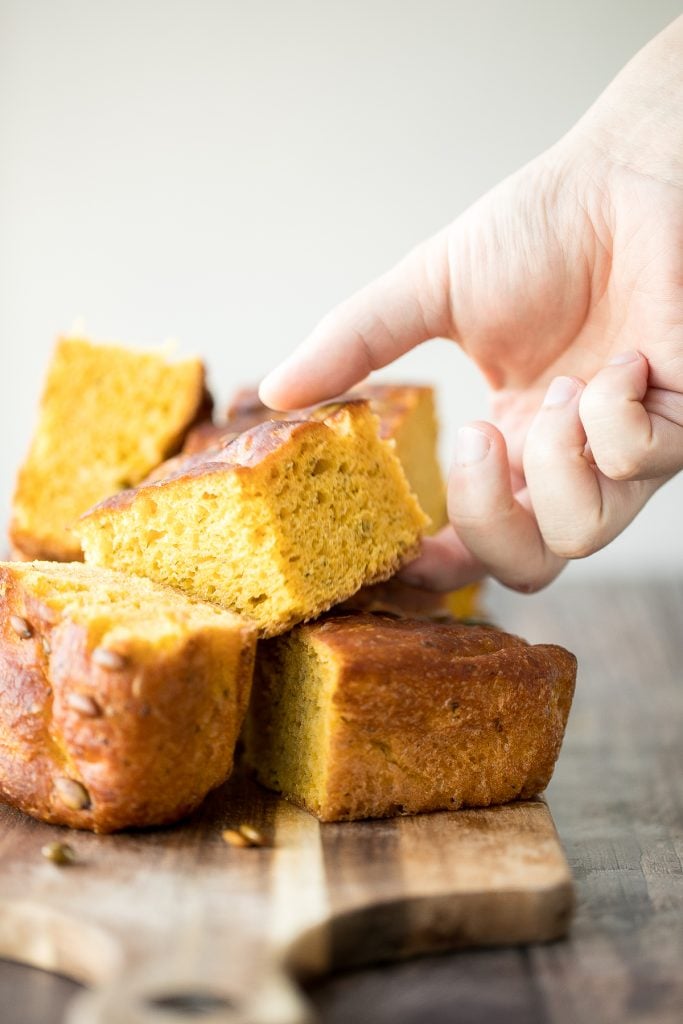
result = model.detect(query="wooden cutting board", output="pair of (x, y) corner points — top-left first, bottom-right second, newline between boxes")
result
(0, 773), (573, 1024)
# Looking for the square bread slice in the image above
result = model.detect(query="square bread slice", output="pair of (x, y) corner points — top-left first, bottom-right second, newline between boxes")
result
(243, 613), (576, 821)
(0, 561), (256, 832)
(180, 384), (482, 618)
(10, 336), (211, 561)
(78, 402), (429, 637)
(183, 382), (448, 531)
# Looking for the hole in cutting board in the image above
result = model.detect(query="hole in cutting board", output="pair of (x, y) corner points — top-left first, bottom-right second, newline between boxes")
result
(144, 989), (235, 1016)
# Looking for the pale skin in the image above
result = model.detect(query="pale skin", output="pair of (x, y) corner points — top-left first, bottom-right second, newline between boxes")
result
(260, 17), (683, 594)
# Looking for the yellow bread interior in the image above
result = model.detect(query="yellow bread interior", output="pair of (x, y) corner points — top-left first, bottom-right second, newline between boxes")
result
(243, 632), (337, 812)
(10, 337), (207, 561)
(361, 385), (447, 533)
(78, 403), (429, 637)
(444, 583), (482, 619)
(217, 383), (477, 610)
(1, 560), (250, 658)
(0, 560), (257, 832)
(217, 382), (449, 532)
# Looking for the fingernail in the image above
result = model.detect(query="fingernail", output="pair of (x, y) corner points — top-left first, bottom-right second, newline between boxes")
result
(543, 376), (578, 407)
(608, 350), (640, 366)
(455, 426), (491, 466)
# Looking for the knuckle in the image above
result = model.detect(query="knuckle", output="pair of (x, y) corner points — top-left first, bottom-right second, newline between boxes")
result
(579, 377), (624, 421)
(544, 531), (601, 560)
(450, 511), (489, 534)
(593, 448), (650, 481)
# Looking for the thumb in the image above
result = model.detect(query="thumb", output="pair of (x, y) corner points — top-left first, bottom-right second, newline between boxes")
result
(259, 230), (453, 410)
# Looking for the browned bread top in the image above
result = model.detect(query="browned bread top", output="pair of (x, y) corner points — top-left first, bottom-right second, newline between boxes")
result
(245, 612), (576, 821)
(79, 402), (429, 637)
(181, 383), (441, 455)
(302, 613), (574, 709)
(91, 404), (369, 513)
(0, 561), (256, 833)
(312, 611), (513, 655)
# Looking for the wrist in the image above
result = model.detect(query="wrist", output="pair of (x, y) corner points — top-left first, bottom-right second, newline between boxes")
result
(567, 15), (683, 188)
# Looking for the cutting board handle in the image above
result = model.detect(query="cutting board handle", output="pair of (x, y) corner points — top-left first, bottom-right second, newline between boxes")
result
(66, 959), (315, 1024)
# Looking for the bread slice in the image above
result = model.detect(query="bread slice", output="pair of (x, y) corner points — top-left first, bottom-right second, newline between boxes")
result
(10, 336), (211, 561)
(78, 402), (429, 637)
(183, 382), (448, 531)
(0, 561), (256, 832)
(359, 384), (447, 532)
(173, 386), (481, 619)
(243, 613), (576, 821)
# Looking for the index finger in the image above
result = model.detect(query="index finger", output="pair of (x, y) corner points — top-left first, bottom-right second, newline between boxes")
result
(259, 231), (452, 409)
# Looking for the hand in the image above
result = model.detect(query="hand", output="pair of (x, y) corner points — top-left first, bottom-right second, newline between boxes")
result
(260, 18), (683, 593)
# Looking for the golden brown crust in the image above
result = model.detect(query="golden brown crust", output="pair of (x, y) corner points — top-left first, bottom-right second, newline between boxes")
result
(90, 419), (325, 515)
(179, 387), (276, 456)
(226, 386), (269, 423)
(85, 402), (371, 515)
(7, 538), (81, 564)
(348, 384), (432, 440)
(181, 420), (234, 456)
(0, 565), (256, 832)
(247, 614), (576, 822)
(180, 384), (442, 459)
(79, 401), (428, 638)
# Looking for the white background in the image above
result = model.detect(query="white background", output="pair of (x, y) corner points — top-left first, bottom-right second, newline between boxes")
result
(1, 0), (681, 580)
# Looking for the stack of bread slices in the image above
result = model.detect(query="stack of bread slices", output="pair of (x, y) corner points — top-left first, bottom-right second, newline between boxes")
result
(0, 337), (576, 832)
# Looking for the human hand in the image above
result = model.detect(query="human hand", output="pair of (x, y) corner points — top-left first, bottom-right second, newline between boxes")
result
(260, 18), (683, 593)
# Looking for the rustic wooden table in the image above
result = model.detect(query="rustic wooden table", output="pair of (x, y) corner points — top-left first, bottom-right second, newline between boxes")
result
(1, 580), (682, 1024)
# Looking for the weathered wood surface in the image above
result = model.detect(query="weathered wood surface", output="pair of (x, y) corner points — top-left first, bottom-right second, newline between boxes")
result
(2, 580), (682, 1023)
(305, 580), (683, 1024)
(0, 774), (570, 1023)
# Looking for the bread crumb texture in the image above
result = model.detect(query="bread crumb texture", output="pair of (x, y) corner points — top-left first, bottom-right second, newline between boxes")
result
(78, 402), (429, 637)
(0, 560), (256, 832)
(243, 614), (576, 821)
(10, 336), (207, 561)
(186, 382), (448, 532)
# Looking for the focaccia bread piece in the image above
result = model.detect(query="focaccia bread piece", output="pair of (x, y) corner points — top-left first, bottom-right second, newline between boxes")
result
(10, 336), (211, 562)
(182, 383), (447, 531)
(78, 402), (429, 638)
(243, 613), (576, 822)
(0, 561), (256, 832)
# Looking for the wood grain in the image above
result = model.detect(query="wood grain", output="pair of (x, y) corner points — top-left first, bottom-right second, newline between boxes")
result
(3, 580), (681, 1024)
(307, 580), (683, 1024)
(0, 775), (571, 1024)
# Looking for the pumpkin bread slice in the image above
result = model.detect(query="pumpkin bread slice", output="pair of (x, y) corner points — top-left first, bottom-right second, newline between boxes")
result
(0, 560), (256, 832)
(78, 402), (429, 637)
(10, 336), (210, 561)
(243, 613), (576, 822)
